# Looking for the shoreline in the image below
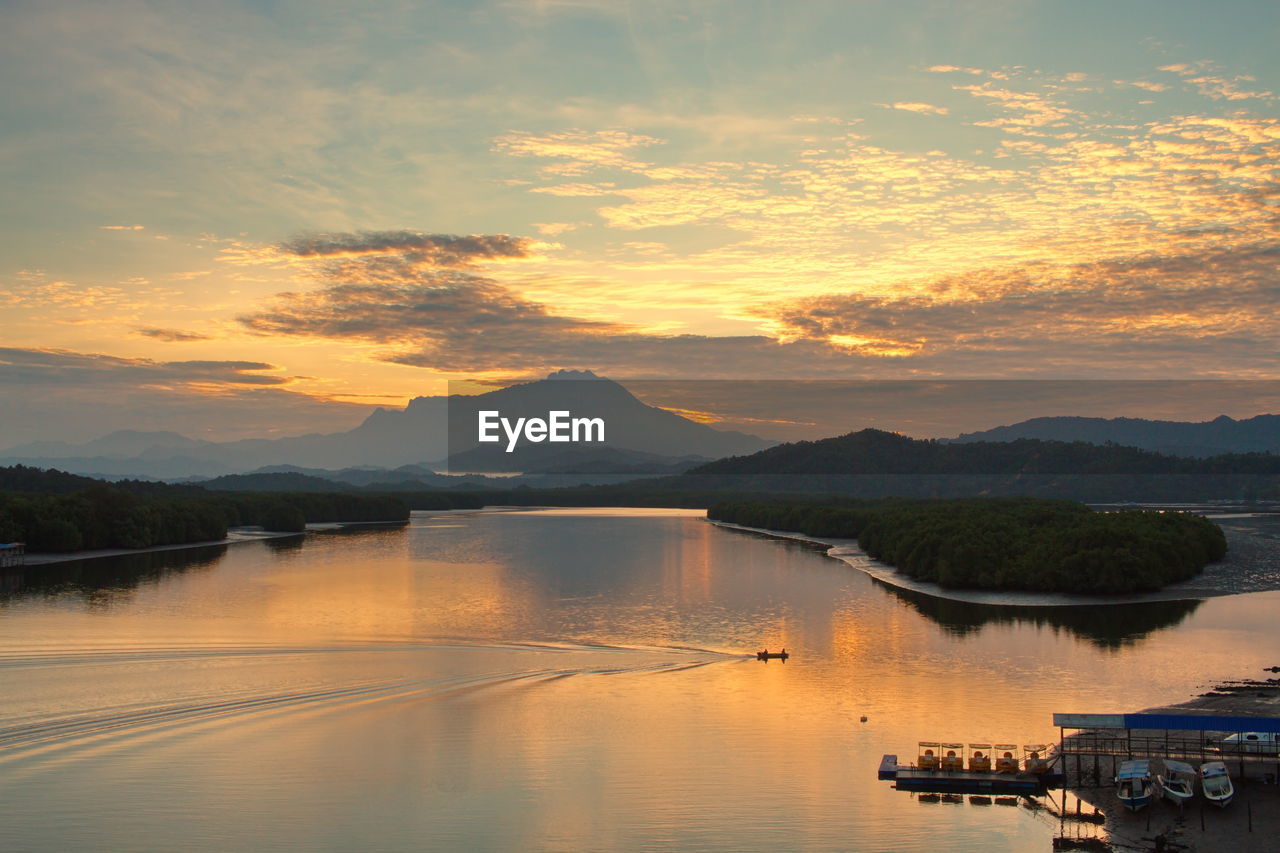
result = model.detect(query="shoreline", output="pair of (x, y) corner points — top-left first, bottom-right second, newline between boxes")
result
(708, 517), (1280, 608)
(16, 519), (407, 567)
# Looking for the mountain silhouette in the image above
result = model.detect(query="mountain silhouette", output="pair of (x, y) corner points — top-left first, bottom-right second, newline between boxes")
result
(0, 371), (772, 477)
(950, 414), (1280, 456)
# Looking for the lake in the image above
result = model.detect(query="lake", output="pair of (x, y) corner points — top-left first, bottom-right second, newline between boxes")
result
(3, 508), (1280, 851)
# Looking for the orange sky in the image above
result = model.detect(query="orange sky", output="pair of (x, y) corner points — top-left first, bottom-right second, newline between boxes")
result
(1, 2), (1278, 443)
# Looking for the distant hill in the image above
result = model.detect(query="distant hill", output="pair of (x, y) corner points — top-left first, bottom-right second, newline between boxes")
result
(0, 371), (772, 478)
(950, 414), (1280, 457)
(197, 472), (360, 492)
(0, 430), (214, 460)
(690, 428), (1280, 476)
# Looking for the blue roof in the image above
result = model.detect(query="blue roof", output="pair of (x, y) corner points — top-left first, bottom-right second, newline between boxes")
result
(1055, 712), (1280, 734)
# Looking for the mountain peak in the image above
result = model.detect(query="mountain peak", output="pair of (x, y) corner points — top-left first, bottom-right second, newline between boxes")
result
(545, 369), (603, 381)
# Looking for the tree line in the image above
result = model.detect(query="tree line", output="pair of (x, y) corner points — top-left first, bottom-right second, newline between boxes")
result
(0, 468), (410, 553)
(692, 429), (1280, 476)
(707, 497), (1227, 594)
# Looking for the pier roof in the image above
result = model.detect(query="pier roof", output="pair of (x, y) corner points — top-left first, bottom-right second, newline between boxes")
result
(1054, 712), (1280, 733)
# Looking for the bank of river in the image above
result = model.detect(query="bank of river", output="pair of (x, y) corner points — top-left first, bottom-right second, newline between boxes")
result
(18, 519), (408, 566)
(710, 512), (1280, 607)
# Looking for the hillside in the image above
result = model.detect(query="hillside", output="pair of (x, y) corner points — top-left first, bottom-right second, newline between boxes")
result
(951, 414), (1280, 457)
(690, 429), (1280, 476)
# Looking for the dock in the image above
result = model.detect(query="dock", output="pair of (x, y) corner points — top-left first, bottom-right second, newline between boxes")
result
(878, 748), (1065, 795)
(0, 542), (23, 569)
(1054, 712), (1280, 784)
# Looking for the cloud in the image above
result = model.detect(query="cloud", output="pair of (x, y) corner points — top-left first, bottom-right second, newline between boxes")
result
(135, 327), (212, 342)
(0, 348), (373, 445)
(926, 65), (984, 75)
(494, 129), (664, 177)
(0, 347), (289, 386)
(236, 229), (1280, 380)
(99, 224), (145, 230)
(276, 231), (534, 265)
(884, 102), (949, 115)
(766, 246), (1280, 375)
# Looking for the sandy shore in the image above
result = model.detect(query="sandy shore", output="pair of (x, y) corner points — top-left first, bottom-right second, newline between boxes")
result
(710, 511), (1280, 607)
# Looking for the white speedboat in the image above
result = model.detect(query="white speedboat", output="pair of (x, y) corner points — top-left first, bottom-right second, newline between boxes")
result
(1115, 759), (1153, 812)
(1157, 760), (1195, 808)
(1200, 761), (1234, 807)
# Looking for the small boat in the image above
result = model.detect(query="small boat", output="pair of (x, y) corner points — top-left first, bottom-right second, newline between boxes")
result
(1200, 761), (1234, 807)
(1023, 744), (1058, 775)
(993, 744), (1019, 775)
(940, 743), (965, 773)
(756, 648), (789, 660)
(1157, 760), (1195, 809)
(1115, 760), (1153, 812)
(917, 742), (941, 771)
(967, 744), (992, 773)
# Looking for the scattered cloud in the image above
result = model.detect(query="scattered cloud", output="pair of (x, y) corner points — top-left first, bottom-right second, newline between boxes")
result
(0, 349), (373, 445)
(99, 224), (145, 231)
(276, 231), (534, 264)
(135, 327), (212, 342)
(926, 65), (984, 75)
(0, 347), (289, 387)
(884, 102), (950, 115)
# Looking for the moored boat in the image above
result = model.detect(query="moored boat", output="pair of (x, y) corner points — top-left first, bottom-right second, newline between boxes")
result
(1115, 760), (1153, 812)
(1156, 760), (1195, 809)
(1200, 761), (1234, 807)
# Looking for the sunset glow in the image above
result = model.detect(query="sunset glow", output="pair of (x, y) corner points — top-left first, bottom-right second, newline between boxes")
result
(2, 2), (1278, 442)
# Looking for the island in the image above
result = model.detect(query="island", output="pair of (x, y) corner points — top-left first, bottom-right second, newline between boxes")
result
(708, 497), (1227, 594)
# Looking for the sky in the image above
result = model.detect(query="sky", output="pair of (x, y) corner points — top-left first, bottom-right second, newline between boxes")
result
(2, 0), (1279, 444)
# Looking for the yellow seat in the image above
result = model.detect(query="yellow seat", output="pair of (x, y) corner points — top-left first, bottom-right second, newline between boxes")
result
(994, 744), (1018, 774)
(918, 742), (941, 771)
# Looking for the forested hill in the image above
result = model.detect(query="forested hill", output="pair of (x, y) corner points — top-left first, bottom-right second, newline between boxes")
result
(0, 465), (409, 554)
(689, 429), (1280, 476)
(709, 497), (1227, 594)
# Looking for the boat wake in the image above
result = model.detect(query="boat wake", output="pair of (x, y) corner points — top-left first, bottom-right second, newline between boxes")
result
(0, 640), (729, 765)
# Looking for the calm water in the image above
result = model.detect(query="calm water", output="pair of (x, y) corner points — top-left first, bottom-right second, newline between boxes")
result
(3, 508), (1280, 851)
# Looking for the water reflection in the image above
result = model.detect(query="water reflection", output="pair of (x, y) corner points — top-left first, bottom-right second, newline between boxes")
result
(0, 544), (228, 606)
(1, 509), (1277, 853)
(882, 581), (1203, 649)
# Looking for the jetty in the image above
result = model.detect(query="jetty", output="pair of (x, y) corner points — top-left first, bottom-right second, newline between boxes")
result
(1053, 712), (1280, 785)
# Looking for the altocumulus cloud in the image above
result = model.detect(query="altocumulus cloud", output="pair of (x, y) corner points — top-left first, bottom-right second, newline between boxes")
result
(277, 231), (534, 267)
(238, 230), (1280, 379)
(239, 232), (864, 376)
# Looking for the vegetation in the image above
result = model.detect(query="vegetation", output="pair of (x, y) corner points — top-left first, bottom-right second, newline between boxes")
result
(692, 429), (1280, 476)
(0, 466), (409, 553)
(707, 497), (1227, 594)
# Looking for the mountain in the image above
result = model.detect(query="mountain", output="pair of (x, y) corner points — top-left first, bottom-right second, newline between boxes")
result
(1, 430), (214, 459)
(949, 414), (1280, 457)
(0, 371), (773, 478)
(689, 428), (1280, 475)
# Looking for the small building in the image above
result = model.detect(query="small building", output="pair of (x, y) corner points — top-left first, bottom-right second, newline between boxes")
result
(0, 542), (24, 568)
